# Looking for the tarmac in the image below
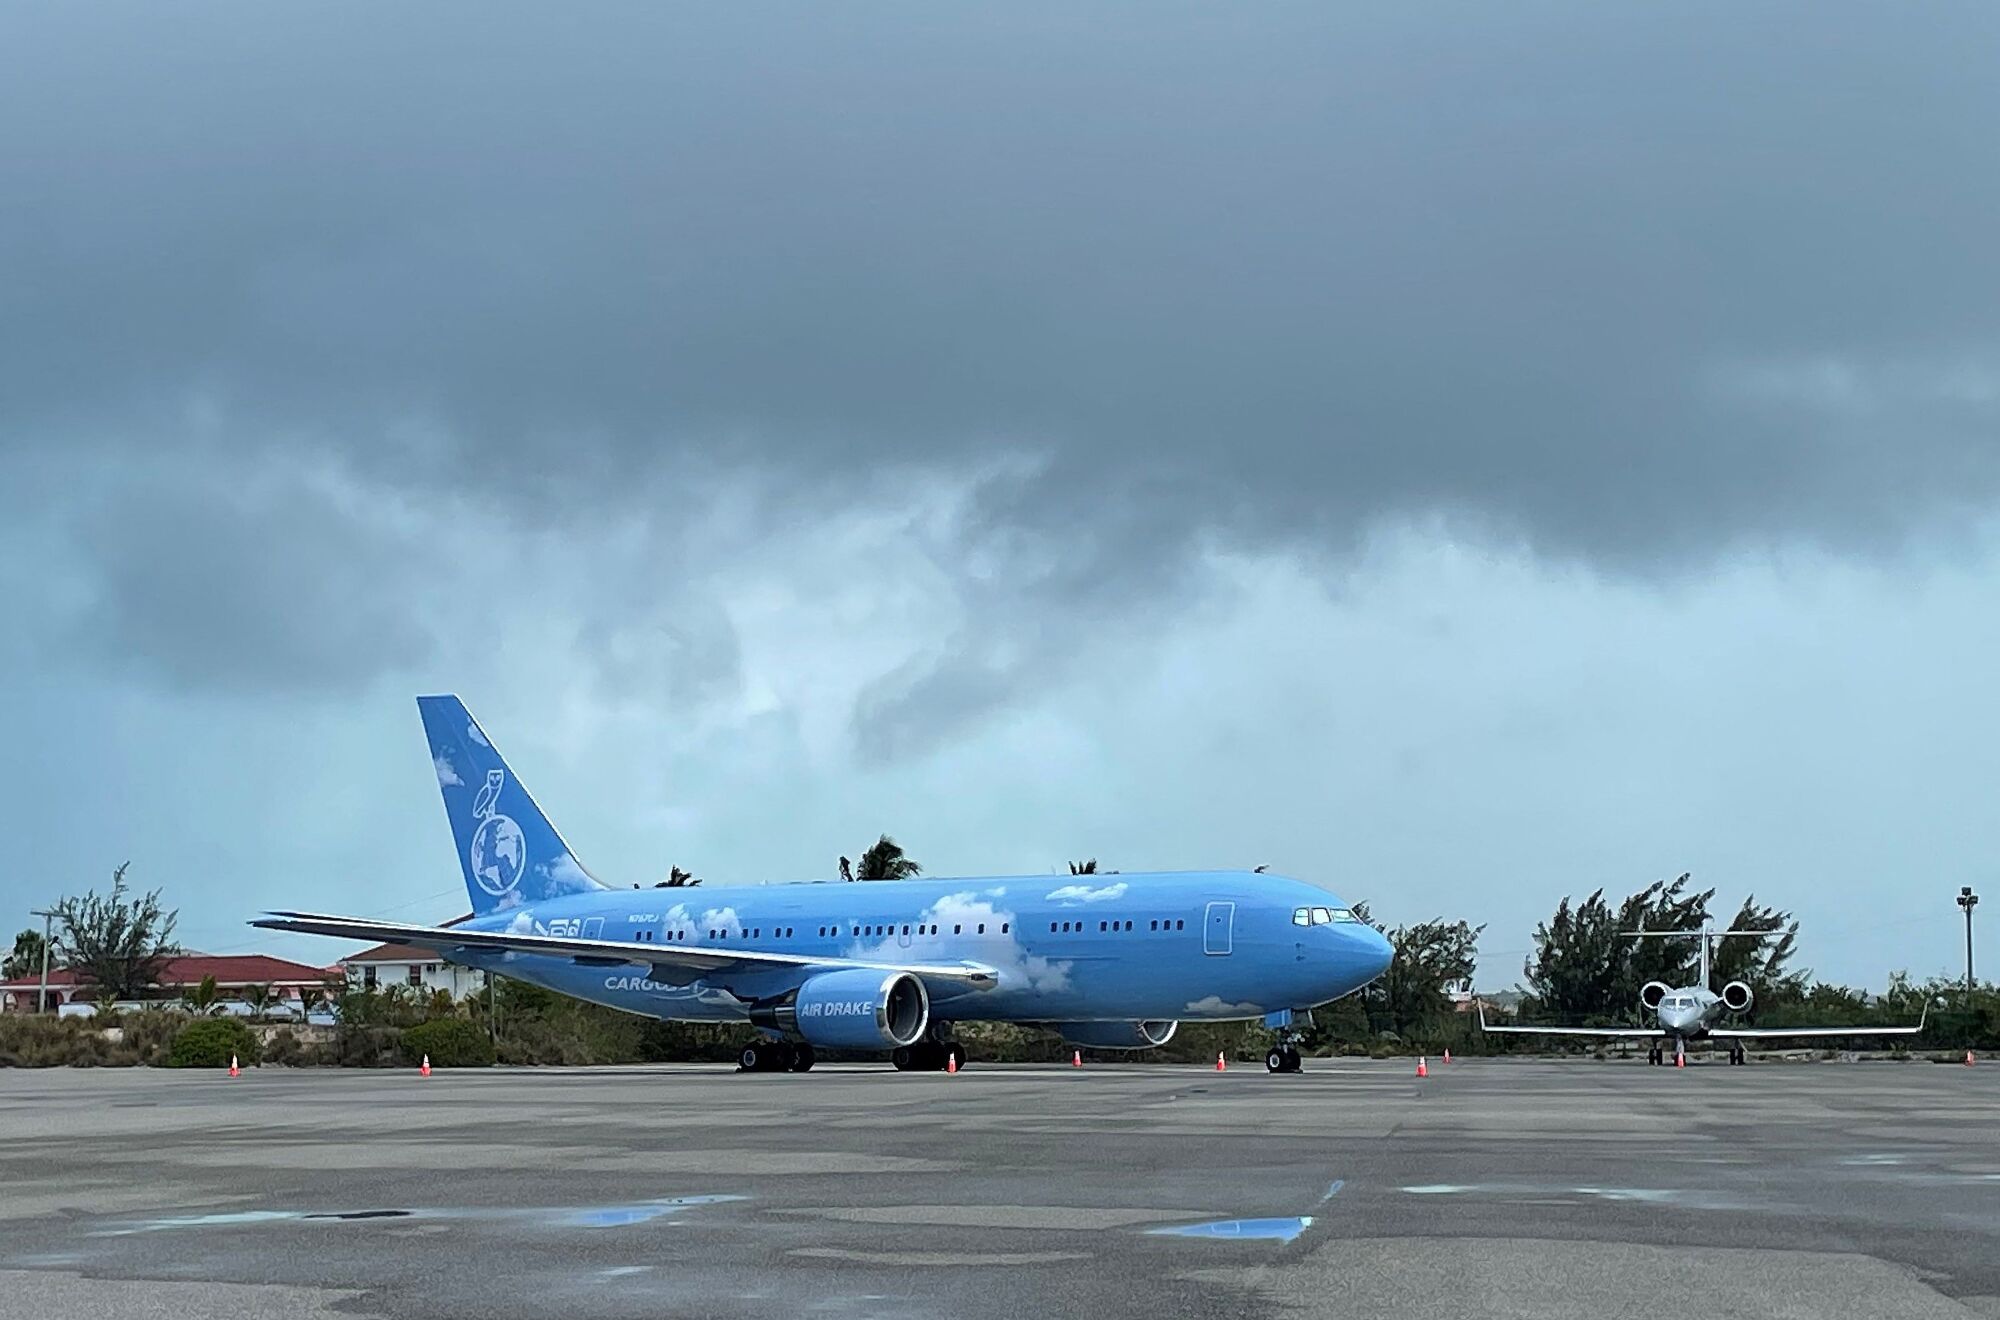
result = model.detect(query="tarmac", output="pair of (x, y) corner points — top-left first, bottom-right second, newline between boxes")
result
(1, 1057), (1996, 1320)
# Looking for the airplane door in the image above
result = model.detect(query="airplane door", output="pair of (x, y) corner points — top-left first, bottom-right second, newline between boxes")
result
(582, 917), (605, 940)
(1203, 902), (1235, 956)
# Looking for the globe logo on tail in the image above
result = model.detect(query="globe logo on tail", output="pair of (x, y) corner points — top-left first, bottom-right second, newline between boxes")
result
(469, 769), (526, 897)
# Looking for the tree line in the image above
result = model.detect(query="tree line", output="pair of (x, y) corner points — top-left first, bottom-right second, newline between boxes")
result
(9, 857), (1997, 1060)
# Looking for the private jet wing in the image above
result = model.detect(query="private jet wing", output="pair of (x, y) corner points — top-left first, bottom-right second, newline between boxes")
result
(1476, 1007), (1662, 1039)
(1709, 1004), (1928, 1040)
(251, 911), (1000, 988)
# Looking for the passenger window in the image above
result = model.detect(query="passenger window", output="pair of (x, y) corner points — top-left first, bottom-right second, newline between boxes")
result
(1001, 923), (1009, 933)
(977, 923), (986, 934)
(1150, 920), (1158, 931)
(1175, 920), (1184, 930)
(1125, 920), (1133, 931)
(902, 925), (910, 936)
(1099, 921), (1107, 932)
(954, 924), (962, 935)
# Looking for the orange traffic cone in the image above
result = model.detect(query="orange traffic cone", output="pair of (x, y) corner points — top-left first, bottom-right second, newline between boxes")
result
(946, 1052), (958, 1075)
(1071, 1049), (1082, 1068)
(1416, 1055), (1428, 1078)
(228, 1054), (240, 1078)
(1965, 1050), (1976, 1067)
(1442, 1049), (1452, 1065)
(1674, 1049), (1685, 1069)
(1216, 1051), (1226, 1072)
(420, 1054), (432, 1077)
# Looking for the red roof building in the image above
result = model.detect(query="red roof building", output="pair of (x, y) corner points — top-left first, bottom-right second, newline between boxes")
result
(0, 953), (334, 1013)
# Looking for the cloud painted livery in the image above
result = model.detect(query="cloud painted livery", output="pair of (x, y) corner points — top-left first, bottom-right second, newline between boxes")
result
(255, 696), (1393, 1073)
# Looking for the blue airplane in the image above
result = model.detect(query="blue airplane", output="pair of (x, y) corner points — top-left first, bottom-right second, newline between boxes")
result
(253, 696), (1393, 1073)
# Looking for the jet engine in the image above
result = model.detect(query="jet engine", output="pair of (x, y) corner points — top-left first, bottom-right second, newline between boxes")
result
(749, 969), (930, 1050)
(1052, 1021), (1179, 1050)
(1640, 981), (1671, 1012)
(1720, 980), (1754, 1013)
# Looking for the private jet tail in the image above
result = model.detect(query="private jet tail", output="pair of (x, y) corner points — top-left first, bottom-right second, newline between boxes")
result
(417, 695), (606, 915)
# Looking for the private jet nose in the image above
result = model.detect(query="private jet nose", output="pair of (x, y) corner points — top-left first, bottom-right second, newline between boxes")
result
(1659, 1002), (1700, 1032)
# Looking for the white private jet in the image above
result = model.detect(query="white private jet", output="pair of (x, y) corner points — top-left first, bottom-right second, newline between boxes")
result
(1480, 927), (1928, 1066)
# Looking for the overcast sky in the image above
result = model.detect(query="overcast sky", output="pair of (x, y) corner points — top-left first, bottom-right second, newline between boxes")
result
(3, 4), (1995, 990)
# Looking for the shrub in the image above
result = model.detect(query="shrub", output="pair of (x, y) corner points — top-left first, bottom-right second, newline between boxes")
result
(166, 1017), (260, 1068)
(402, 1018), (496, 1068)
(335, 1025), (404, 1067)
(262, 1027), (305, 1065)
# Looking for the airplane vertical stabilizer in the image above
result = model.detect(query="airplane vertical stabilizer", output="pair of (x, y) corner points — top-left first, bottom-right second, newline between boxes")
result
(417, 695), (606, 915)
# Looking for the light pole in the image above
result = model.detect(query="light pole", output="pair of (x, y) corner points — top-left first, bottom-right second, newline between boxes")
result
(28, 907), (55, 1015)
(1958, 887), (1979, 1000)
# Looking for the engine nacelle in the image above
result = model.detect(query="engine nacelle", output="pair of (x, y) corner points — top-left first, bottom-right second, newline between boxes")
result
(1640, 981), (1671, 1012)
(1720, 980), (1754, 1014)
(1053, 1020), (1179, 1050)
(751, 969), (930, 1050)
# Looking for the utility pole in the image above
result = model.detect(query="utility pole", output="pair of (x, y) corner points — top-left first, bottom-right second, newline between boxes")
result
(1959, 887), (1979, 1000)
(29, 907), (55, 1015)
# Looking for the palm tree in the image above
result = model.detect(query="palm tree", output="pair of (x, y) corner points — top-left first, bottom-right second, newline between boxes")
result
(240, 983), (273, 1021)
(839, 856), (853, 882)
(655, 866), (700, 888)
(854, 835), (922, 881)
(1069, 859), (1098, 875)
(184, 974), (221, 1016)
(3, 928), (47, 980)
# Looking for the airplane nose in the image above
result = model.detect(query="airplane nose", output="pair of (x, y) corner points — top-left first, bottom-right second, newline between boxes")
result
(1354, 924), (1394, 981)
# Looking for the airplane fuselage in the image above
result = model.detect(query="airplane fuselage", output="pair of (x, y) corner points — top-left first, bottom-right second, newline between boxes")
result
(453, 869), (1390, 1027)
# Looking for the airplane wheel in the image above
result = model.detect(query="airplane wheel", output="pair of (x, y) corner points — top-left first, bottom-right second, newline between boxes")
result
(1285, 1047), (1302, 1073)
(739, 1043), (767, 1072)
(1266, 1050), (1286, 1073)
(789, 1043), (816, 1072)
(891, 1046), (915, 1071)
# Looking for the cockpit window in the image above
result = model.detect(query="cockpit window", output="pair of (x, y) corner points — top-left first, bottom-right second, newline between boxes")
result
(1327, 907), (1359, 923)
(1310, 907), (1333, 925)
(1293, 907), (1311, 926)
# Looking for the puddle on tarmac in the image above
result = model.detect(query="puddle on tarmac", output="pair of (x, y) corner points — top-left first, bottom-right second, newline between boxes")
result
(1147, 1216), (1315, 1243)
(98, 1195), (746, 1236)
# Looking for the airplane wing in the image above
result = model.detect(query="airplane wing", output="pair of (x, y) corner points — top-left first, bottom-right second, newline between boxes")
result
(251, 911), (1000, 989)
(1476, 1006), (1660, 1039)
(1708, 1004), (1928, 1041)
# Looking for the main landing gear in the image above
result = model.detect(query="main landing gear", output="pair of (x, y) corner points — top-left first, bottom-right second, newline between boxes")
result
(738, 1040), (816, 1073)
(1646, 1040), (1686, 1066)
(1265, 1046), (1303, 1073)
(892, 1041), (968, 1072)
(1726, 1043), (1747, 1066)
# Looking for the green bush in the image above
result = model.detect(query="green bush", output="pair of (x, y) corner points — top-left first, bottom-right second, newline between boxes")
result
(402, 1018), (496, 1068)
(166, 1017), (260, 1068)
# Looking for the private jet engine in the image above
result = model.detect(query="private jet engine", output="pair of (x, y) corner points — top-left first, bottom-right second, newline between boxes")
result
(1720, 980), (1754, 1014)
(1640, 981), (1672, 1012)
(1052, 1021), (1179, 1050)
(749, 969), (930, 1050)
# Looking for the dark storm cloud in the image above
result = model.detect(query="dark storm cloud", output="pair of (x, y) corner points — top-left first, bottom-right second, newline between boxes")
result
(62, 471), (437, 694)
(4, 3), (1998, 701)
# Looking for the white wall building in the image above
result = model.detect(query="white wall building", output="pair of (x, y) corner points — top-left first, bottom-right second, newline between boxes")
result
(338, 943), (486, 1000)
